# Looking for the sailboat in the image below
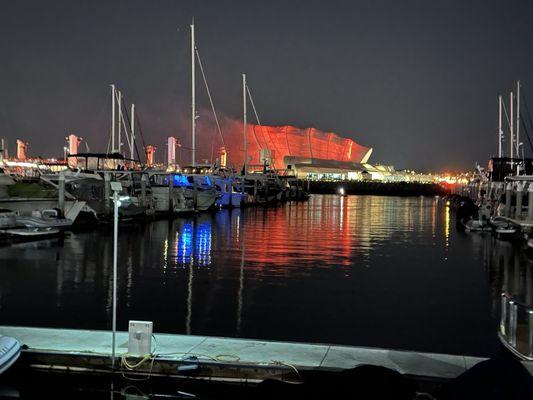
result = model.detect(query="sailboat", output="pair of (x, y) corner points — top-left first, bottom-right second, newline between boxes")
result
(188, 22), (242, 209)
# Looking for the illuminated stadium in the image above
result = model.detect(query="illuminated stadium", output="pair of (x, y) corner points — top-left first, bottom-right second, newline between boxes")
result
(222, 124), (373, 176)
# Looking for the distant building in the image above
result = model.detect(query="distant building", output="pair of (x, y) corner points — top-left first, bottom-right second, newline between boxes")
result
(16, 139), (28, 161)
(67, 134), (82, 167)
(167, 137), (179, 167)
(0, 138), (8, 160)
(67, 134), (82, 156)
(146, 145), (156, 167)
(219, 146), (227, 168)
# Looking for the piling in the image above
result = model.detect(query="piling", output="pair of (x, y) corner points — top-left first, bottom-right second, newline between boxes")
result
(168, 175), (174, 214)
(516, 182), (524, 219)
(141, 174), (147, 207)
(510, 301), (518, 346)
(527, 183), (533, 221)
(505, 183), (512, 217)
(58, 171), (65, 214)
(193, 179), (198, 211)
(104, 172), (111, 214)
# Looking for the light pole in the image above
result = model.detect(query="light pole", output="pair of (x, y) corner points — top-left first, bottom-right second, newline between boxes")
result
(110, 180), (122, 369)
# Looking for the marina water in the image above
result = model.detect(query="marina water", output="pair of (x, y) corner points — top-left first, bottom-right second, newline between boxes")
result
(0, 195), (512, 357)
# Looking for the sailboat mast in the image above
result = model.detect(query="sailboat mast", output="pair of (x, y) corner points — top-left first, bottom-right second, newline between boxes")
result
(191, 22), (196, 167)
(516, 80), (520, 158)
(117, 90), (122, 154)
(498, 95), (502, 158)
(243, 73), (247, 175)
(130, 104), (135, 160)
(111, 84), (116, 153)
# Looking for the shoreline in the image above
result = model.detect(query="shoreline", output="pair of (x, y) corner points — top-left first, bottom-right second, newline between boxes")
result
(309, 181), (449, 197)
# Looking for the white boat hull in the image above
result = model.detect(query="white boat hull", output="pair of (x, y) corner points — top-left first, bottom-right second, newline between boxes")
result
(0, 336), (21, 375)
(16, 216), (73, 229)
(2, 227), (59, 236)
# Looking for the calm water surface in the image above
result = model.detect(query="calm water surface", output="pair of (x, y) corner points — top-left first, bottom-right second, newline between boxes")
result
(0, 195), (511, 356)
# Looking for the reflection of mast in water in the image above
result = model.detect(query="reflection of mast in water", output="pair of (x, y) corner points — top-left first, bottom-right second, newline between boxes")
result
(181, 220), (196, 335)
(56, 241), (65, 308)
(237, 211), (245, 335)
(186, 256), (194, 335)
(125, 237), (134, 308)
(104, 237), (112, 319)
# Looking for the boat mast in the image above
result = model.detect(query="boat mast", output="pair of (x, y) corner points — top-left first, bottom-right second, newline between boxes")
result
(516, 80), (521, 159)
(243, 73), (247, 175)
(498, 95), (503, 158)
(111, 84), (116, 153)
(130, 104), (135, 160)
(117, 90), (122, 155)
(191, 21), (196, 167)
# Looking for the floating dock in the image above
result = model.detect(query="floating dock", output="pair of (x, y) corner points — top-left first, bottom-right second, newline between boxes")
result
(2, 326), (532, 383)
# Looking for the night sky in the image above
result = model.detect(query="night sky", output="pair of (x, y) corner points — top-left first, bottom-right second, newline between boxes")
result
(1, 0), (532, 171)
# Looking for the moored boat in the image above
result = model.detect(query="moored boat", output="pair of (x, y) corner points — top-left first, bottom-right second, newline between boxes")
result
(0, 336), (21, 375)
(1, 227), (60, 241)
(15, 208), (73, 229)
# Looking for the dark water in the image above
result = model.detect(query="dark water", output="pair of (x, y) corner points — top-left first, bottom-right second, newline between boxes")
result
(0, 195), (511, 356)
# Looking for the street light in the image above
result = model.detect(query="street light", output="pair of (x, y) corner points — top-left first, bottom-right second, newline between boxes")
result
(110, 180), (122, 369)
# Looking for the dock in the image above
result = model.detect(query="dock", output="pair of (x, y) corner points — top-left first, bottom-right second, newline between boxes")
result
(2, 326), (532, 383)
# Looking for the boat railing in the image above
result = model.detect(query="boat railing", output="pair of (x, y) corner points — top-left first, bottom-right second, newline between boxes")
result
(500, 292), (533, 360)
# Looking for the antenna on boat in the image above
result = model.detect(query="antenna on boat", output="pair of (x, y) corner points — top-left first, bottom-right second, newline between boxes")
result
(243, 73), (247, 175)
(191, 20), (196, 167)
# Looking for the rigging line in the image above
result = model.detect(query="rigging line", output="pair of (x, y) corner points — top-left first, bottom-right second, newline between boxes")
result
(245, 84), (267, 151)
(195, 48), (225, 147)
(106, 132), (112, 155)
(522, 92), (533, 131)
(521, 92), (533, 156)
(117, 94), (133, 151)
(520, 113), (533, 154)
(250, 125), (263, 149)
(134, 111), (149, 164)
(120, 97), (143, 163)
(246, 85), (261, 126)
(501, 99), (512, 132)
(112, 90), (132, 153)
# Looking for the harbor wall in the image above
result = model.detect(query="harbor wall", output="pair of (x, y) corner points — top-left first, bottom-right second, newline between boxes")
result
(309, 181), (450, 196)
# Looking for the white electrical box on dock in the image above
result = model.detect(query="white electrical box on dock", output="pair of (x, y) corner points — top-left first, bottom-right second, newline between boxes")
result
(128, 320), (153, 356)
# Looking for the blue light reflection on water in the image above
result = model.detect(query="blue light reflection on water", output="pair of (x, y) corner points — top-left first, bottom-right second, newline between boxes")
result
(177, 222), (193, 265)
(176, 220), (212, 267)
